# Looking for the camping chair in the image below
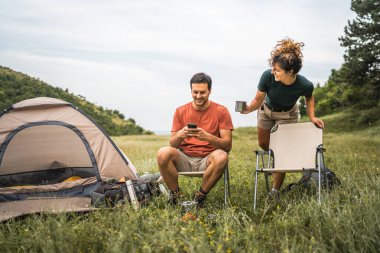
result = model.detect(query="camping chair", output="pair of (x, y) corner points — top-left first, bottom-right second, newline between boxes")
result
(253, 122), (325, 210)
(178, 165), (230, 206)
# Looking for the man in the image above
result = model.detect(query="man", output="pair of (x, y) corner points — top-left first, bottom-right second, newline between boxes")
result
(156, 72), (234, 208)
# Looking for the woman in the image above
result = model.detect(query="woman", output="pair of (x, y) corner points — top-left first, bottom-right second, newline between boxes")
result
(241, 38), (324, 195)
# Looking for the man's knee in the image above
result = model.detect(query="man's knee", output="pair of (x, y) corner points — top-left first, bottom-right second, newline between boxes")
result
(208, 149), (229, 169)
(156, 147), (177, 164)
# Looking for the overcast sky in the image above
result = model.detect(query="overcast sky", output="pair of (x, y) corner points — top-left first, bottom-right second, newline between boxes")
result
(0, 0), (356, 133)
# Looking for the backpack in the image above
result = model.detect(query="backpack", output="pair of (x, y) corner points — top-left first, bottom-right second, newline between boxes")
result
(91, 173), (167, 208)
(285, 156), (341, 192)
(298, 166), (341, 189)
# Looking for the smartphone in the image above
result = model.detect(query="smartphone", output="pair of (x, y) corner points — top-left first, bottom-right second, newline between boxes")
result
(187, 123), (197, 129)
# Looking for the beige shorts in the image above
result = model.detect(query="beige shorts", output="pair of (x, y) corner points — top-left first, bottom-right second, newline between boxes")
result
(175, 150), (208, 172)
(257, 102), (299, 130)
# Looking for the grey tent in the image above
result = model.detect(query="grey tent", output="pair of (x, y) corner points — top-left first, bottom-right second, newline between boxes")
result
(0, 97), (139, 221)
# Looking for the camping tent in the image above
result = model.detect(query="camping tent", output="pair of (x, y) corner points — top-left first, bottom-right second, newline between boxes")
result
(0, 97), (139, 221)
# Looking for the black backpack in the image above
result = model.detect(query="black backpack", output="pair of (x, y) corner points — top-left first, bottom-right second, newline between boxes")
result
(298, 166), (341, 189)
(285, 155), (341, 192)
(91, 174), (166, 208)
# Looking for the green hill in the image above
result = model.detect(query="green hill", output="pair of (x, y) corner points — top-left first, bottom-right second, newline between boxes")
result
(0, 66), (152, 136)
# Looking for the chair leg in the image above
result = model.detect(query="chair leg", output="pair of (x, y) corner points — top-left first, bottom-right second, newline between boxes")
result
(254, 170), (258, 211)
(224, 166), (230, 206)
(264, 173), (270, 193)
(227, 167), (231, 196)
(254, 151), (272, 211)
(254, 154), (260, 211)
(261, 153), (270, 192)
(317, 151), (322, 204)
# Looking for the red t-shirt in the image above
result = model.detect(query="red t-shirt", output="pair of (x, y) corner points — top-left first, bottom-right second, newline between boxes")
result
(171, 101), (234, 157)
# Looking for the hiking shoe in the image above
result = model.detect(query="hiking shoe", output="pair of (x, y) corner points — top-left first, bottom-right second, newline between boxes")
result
(168, 191), (182, 206)
(193, 191), (207, 209)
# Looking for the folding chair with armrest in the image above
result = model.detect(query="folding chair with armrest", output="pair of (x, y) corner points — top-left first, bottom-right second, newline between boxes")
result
(253, 122), (325, 210)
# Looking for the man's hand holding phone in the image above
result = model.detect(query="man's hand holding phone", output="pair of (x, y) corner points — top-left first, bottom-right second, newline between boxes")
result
(186, 123), (199, 137)
(187, 123), (197, 129)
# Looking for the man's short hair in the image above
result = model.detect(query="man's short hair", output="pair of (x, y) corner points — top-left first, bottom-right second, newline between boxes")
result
(190, 73), (212, 90)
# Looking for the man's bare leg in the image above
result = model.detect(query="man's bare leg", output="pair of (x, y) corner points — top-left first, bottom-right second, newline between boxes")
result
(201, 149), (228, 192)
(156, 147), (180, 191)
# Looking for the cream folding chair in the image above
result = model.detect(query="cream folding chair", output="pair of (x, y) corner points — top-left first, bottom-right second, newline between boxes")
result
(253, 122), (325, 210)
(178, 165), (230, 206)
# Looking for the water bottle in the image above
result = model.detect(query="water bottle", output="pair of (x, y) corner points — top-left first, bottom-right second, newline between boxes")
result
(126, 180), (139, 210)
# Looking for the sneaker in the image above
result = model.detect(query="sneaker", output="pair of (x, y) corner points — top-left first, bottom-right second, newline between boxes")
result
(193, 191), (207, 209)
(168, 191), (182, 206)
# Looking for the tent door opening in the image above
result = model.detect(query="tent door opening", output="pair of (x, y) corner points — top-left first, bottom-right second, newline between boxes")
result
(0, 121), (101, 187)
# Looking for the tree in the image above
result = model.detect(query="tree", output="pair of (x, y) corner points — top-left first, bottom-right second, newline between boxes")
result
(339, 0), (380, 106)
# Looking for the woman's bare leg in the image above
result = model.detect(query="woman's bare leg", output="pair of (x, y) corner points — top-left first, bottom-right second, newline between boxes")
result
(258, 127), (285, 190)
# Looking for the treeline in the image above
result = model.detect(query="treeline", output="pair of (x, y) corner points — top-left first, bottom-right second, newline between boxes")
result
(312, 0), (379, 122)
(0, 66), (153, 136)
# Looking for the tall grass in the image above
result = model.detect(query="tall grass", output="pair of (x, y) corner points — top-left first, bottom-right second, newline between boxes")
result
(0, 123), (379, 252)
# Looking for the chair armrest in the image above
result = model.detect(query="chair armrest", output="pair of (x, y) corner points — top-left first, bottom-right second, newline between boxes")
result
(254, 150), (268, 155)
(317, 147), (326, 152)
(317, 144), (326, 152)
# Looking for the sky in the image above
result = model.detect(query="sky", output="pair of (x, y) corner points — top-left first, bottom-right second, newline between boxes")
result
(0, 0), (356, 134)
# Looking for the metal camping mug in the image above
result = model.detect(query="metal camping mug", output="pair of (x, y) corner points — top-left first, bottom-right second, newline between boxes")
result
(180, 200), (197, 212)
(235, 101), (247, 112)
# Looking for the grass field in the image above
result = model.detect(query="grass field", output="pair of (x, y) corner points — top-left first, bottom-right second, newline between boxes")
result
(0, 116), (379, 252)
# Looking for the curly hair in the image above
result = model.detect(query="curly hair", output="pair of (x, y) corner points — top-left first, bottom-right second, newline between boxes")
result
(269, 38), (305, 74)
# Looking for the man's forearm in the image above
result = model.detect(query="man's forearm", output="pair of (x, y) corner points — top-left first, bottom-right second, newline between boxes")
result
(170, 134), (183, 148)
(204, 134), (232, 152)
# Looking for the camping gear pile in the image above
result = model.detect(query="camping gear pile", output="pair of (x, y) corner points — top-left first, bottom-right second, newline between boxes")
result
(0, 97), (166, 222)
